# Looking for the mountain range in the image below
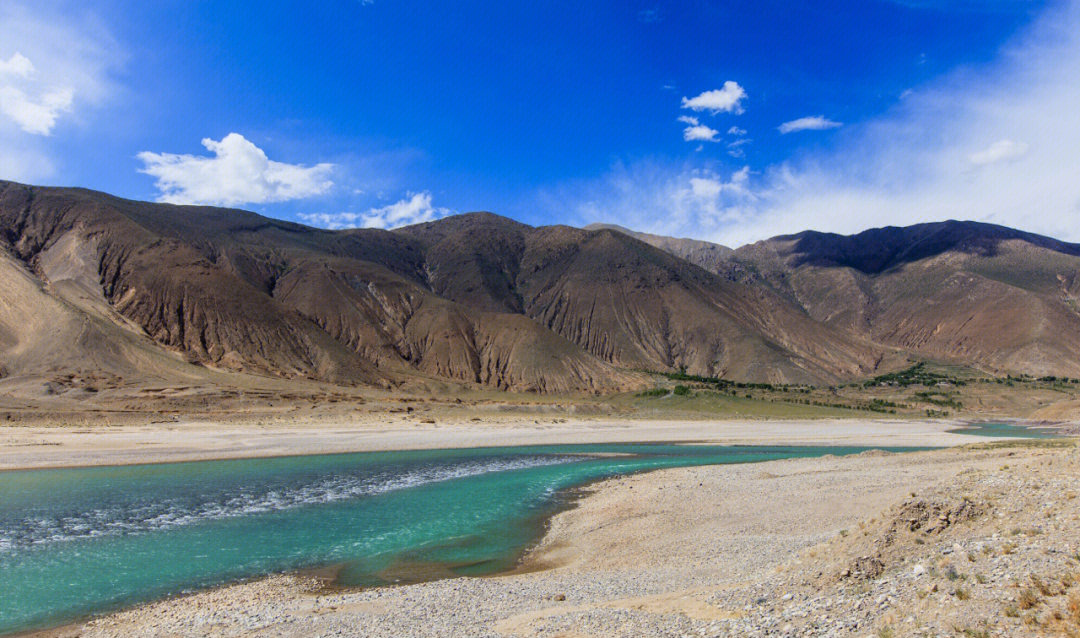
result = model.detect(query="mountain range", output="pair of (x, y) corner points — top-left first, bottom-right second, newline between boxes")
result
(2, 179), (1078, 395)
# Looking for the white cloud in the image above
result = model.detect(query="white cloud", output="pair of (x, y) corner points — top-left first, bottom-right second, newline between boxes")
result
(0, 4), (119, 180)
(137, 133), (334, 206)
(677, 115), (699, 125)
(562, 0), (1080, 247)
(297, 212), (362, 230)
(727, 126), (747, 136)
(681, 81), (747, 115)
(968, 139), (1029, 165)
(299, 192), (452, 230)
(683, 124), (720, 142)
(547, 161), (757, 241)
(0, 52), (34, 76)
(359, 192), (451, 228)
(690, 168), (750, 199)
(777, 115), (842, 134)
(0, 52), (74, 135)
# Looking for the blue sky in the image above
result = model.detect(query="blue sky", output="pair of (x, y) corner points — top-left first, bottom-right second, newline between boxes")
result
(3, 0), (1078, 245)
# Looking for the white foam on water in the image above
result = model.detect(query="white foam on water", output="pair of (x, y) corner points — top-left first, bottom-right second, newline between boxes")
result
(0, 454), (589, 552)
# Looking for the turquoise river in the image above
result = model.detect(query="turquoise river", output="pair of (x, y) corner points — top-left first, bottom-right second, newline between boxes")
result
(0, 442), (940, 634)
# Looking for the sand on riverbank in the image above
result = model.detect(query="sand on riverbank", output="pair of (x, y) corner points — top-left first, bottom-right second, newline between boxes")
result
(0, 417), (995, 470)
(33, 436), (1079, 638)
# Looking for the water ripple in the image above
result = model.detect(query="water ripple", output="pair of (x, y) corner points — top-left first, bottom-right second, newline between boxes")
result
(0, 454), (586, 551)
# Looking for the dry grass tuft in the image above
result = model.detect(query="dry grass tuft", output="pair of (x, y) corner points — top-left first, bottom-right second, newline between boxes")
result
(1019, 588), (1041, 610)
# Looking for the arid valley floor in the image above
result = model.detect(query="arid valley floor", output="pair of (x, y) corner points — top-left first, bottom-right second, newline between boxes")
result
(3, 411), (1077, 638)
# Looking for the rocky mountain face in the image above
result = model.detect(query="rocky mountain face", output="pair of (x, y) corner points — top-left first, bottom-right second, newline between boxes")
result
(0, 181), (883, 394)
(621, 221), (1080, 378)
(583, 223), (735, 275)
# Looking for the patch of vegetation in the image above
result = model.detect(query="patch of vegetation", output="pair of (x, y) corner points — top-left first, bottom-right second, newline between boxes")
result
(913, 390), (963, 409)
(991, 373), (1080, 388)
(648, 369), (812, 395)
(671, 385), (691, 396)
(862, 362), (966, 388)
(865, 398), (902, 412)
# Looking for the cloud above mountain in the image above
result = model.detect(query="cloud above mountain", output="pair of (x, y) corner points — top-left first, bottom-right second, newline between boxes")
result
(138, 133), (334, 206)
(0, 52), (74, 135)
(565, 0), (1080, 247)
(299, 191), (451, 230)
(0, 3), (119, 181)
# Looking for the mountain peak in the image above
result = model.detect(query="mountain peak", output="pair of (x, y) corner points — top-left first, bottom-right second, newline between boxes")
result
(771, 220), (1080, 274)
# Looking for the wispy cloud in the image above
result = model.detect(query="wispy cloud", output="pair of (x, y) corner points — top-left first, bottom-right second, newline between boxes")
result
(561, 0), (1080, 246)
(138, 133), (334, 206)
(681, 81), (747, 115)
(299, 192), (451, 230)
(0, 3), (119, 180)
(541, 160), (757, 243)
(0, 52), (74, 135)
(968, 138), (1028, 165)
(729, 0), (1080, 245)
(777, 115), (842, 134)
(727, 137), (752, 158)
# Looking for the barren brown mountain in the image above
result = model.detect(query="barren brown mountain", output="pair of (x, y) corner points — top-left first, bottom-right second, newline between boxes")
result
(608, 221), (1080, 378)
(8, 180), (1074, 396)
(0, 181), (884, 395)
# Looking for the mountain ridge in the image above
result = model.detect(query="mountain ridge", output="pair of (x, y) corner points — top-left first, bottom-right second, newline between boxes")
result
(599, 220), (1080, 378)
(3, 180), (1077, 395)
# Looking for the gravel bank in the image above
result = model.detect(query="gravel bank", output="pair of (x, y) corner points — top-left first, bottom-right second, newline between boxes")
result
(1, 417), (980, 470)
